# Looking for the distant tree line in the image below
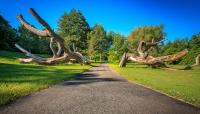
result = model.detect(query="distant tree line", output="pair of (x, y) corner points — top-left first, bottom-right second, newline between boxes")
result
(0, 9), (199, 64)
(0, 15), (18, 50)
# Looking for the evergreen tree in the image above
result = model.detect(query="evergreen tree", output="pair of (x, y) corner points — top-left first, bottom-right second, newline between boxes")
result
(87, 24), (109, 62)
(57, 9), (90, 53)
(108, 33), (129, 63)
(0, 15), (18, 50)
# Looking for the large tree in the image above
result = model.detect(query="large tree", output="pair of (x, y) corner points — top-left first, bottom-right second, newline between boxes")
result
(119, 25), (188, 67)
(87, 24), (109, 62)
(57, 9), (90, 53)
(108, 33), (128, 63)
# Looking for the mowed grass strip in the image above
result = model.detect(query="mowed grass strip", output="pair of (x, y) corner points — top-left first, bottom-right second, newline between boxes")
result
(0, 51), (92, 105)
(109, 63), (200, 107)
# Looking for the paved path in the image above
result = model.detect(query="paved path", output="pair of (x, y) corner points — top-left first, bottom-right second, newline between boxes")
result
(0, 64), (200, 114)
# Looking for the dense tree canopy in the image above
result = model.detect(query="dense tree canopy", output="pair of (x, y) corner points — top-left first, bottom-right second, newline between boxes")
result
(87, 24), (109, 61)
(0, 15), (18, 50)
(191, 32), (200, 49)
(108, 33), (128, 63)
(129, 24), (166, 43)
(57, 9), (90, 53)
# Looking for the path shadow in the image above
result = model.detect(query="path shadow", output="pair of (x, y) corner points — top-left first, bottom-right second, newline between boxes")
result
(86, 69), (106, 72)
(62, 69), (127, 86)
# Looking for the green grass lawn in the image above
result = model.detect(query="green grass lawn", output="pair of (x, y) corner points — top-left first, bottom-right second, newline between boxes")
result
(0, 51), (92, 105)
(109, 63), (200, 107)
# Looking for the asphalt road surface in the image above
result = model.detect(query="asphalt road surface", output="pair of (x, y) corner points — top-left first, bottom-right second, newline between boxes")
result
(0, 64), (200, 114)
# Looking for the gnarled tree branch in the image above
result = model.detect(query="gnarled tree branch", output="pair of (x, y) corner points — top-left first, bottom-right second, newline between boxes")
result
(119, 50), (188, 67)
(15, 8), (89, 65)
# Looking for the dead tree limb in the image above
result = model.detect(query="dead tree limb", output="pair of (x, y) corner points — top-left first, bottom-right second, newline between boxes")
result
(119, 38), (189, 67)
(15, 8), (89, 65)
(17, 15), (49, 37)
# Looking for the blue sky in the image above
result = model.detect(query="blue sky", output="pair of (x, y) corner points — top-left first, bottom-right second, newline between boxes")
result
(0, 0), (200, 42)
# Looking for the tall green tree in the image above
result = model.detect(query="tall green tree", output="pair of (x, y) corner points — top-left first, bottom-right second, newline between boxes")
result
(108, 33), (129, 63)
(106, 31), (116, 46)
(57, 9), (90, 53)
(87, 24), (109, 62)
(0, 15), (18, 50)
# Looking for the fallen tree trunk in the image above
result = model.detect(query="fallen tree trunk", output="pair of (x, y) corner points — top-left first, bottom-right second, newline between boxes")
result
(119, 53), (127, 67)
(119, 35), (189, 67)
(15, 8), (89, 65)
(15, 44), (70, 65)
(119, 50), (189, 67)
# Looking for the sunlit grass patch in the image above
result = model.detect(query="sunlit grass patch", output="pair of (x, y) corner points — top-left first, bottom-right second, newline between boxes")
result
(109, 63), (200, 107)
(0, 51), (92, 105)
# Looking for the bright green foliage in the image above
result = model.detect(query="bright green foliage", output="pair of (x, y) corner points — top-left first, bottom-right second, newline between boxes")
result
(191, 32), (200, 48)
(110, 63), (200, 107)
(161, 32), (200, 65)
(0, 15), (18, 50)
(106, 31), (115, 45)
(129, 24), (166, 43)
(161, 38), (190, 64)
(108, 33), (129, 63)
(128, 24), (166, 57)
(162, 39), (190, 55)
(0, 51), (92, 105)
(180, 33), (200, 64)
(17, 25), (50, 54)
(180, 49), (200, 65)
(58, 9), (90, 52)
(87, 24), (109, 61)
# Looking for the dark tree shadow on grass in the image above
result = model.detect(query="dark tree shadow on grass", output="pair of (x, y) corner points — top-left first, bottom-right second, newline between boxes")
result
(0, 63), (85, 84)
(0, 62), (91, 105)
